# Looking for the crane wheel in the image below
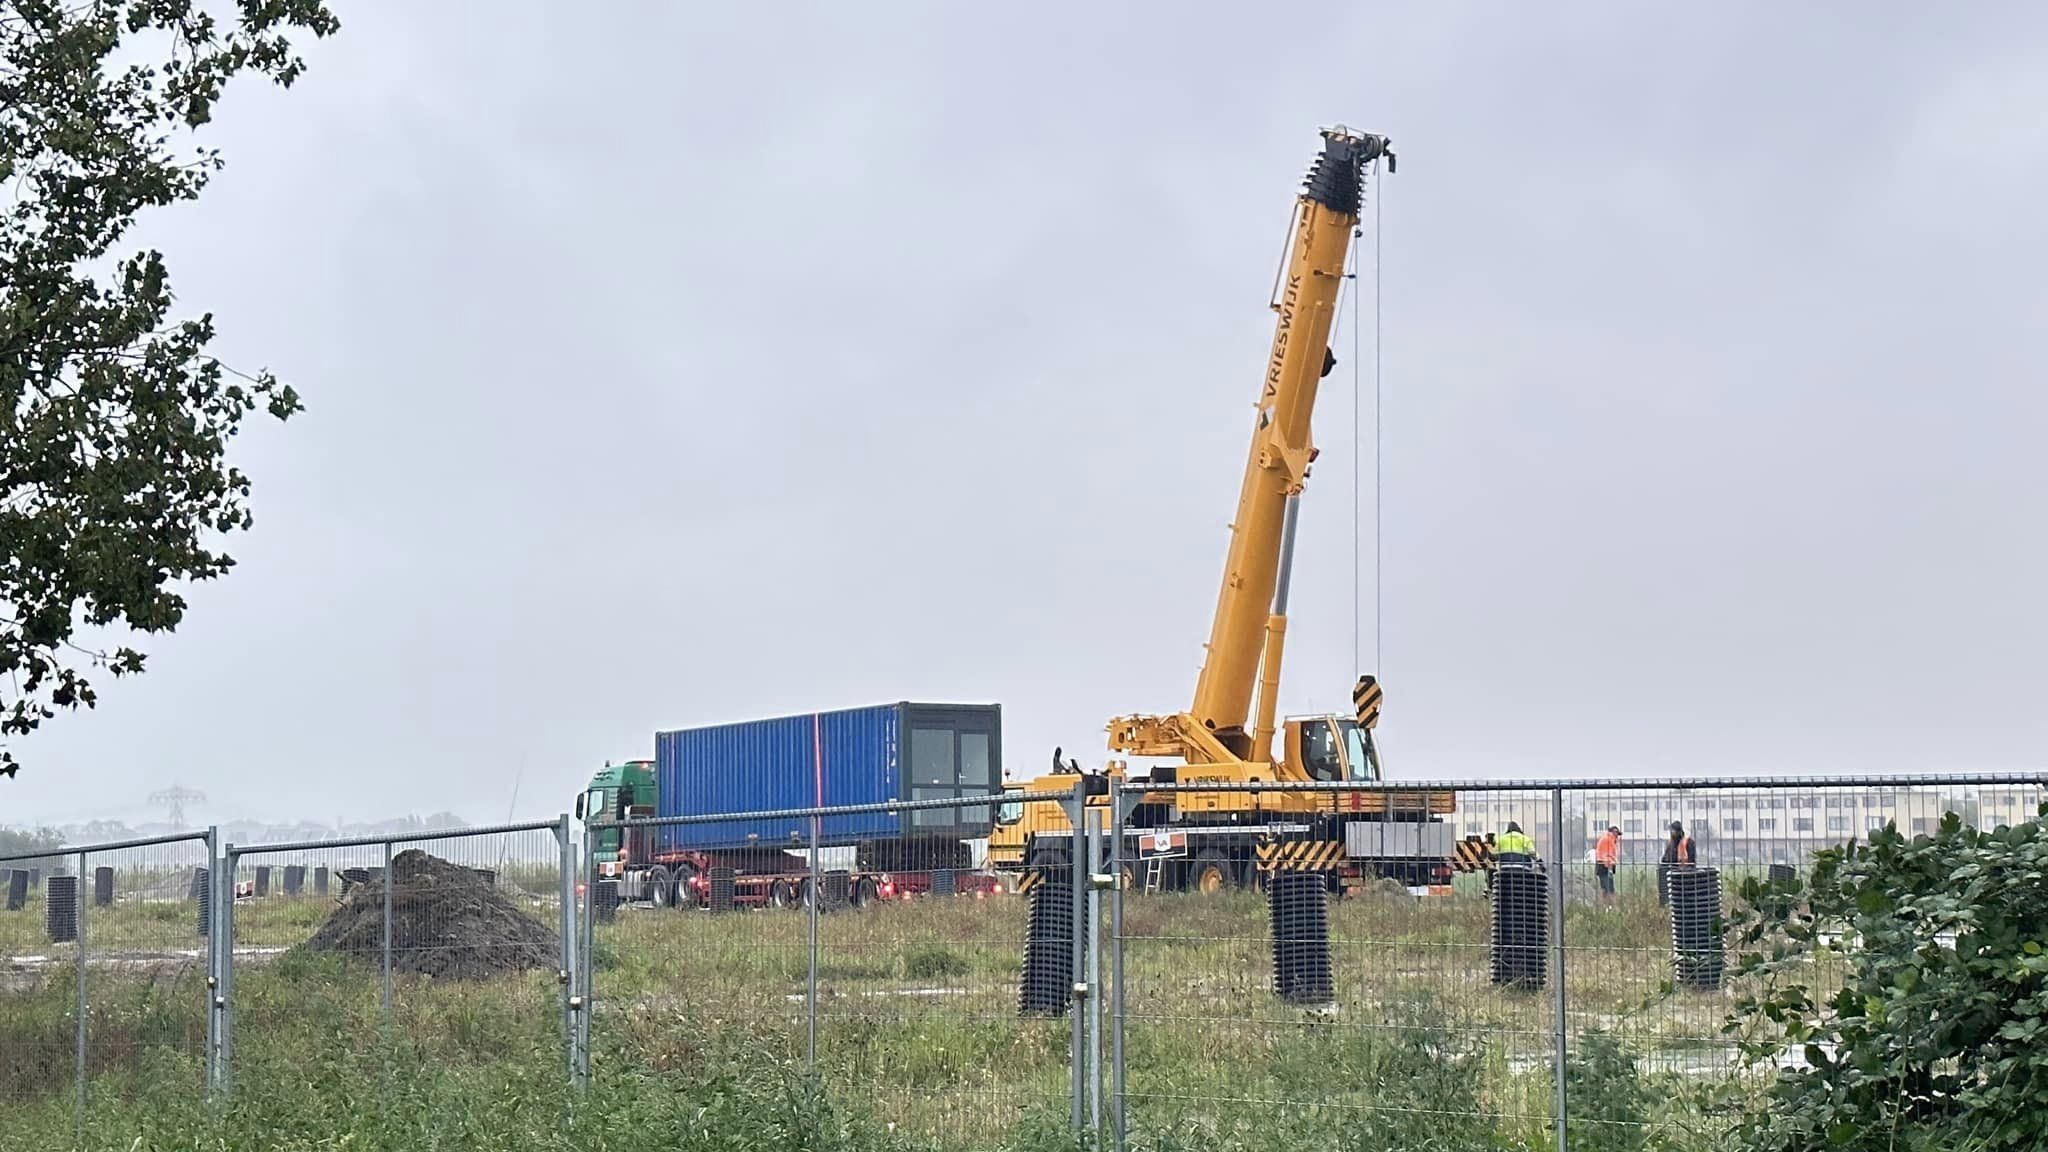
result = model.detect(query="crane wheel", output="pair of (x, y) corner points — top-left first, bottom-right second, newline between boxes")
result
(1192, 852), (1235, 895)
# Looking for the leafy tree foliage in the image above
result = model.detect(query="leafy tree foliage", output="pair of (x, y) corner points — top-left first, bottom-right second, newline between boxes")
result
(0, 0), (335, 777)
(0, 824), (63, 859)
(1725, 809), (2048, 1152)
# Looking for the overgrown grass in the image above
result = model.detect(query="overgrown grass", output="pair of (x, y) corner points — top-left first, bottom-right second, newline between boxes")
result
(1, 881), (1752, 1150)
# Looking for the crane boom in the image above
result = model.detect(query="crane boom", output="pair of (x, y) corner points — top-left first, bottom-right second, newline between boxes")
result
(1111, 127), (1391, 769)
(993, 125), (1456, 899)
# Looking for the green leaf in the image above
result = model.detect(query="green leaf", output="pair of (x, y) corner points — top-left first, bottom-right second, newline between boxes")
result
(0, 0), (335, 779)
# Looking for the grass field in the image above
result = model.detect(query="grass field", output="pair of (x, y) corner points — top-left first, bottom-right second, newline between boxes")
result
(0, 868), (1777, 1151)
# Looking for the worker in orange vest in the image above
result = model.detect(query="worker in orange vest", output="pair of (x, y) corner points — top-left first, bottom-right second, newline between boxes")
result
(1593, 825), (1622, 906)
(1659, 821), (1695, 907)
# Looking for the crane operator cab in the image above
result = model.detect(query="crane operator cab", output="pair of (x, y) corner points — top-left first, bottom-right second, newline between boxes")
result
(1288, 716), (1381, 783)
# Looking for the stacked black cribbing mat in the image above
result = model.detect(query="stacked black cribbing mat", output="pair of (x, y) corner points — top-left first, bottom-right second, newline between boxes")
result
(46, 874), (79, 944)
(930, 868), (956, 897)
(194, 867), (211, 936)
(593, 877), (621, 923)
(707, 867), (737, 913)
(823, 871), (852, 910)
(1268, 871), (1333, 1005)
(1669, 868), (1725, 990)
(1489, 865), (1548, 990)
(1018, 875), (1074, 1016)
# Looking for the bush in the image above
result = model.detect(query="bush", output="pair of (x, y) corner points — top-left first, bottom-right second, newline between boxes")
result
(1565, 1031), (1650, 1152)
(1724, 810), (2048, 1151)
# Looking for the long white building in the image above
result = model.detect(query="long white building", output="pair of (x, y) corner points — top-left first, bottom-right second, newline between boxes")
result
(1446, 782), (2043, 866)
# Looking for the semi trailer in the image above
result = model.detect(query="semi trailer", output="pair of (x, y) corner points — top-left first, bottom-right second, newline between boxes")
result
(581, 701), (1005, 909)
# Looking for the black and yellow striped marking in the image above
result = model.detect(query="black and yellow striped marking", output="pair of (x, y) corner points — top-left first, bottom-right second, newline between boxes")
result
(1452, 836), (1495, 873)
(1254, 838), (1345, 872)
(1017, 869), (1043, 892)
(1353, 675), (1383, 730)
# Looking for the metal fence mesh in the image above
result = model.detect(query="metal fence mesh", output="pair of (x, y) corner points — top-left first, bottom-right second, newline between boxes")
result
(586, 794), (1075, 1150)
(77, 837), (214, 1115)
(1110, 778), (2048, 1150)
(3, 776), (2044, 1146)
(224, 825), (569, 1096)
(0, 833), (214, 1144)
(1113, 785), (1560, 1148)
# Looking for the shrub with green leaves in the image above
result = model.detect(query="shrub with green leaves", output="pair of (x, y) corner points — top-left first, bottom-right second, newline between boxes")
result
(1724, 809), (2048, 1152)
(1564, 1031), (1651, 1152)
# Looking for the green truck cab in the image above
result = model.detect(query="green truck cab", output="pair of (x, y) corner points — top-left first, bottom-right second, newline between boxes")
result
(577, 759), (654, 867)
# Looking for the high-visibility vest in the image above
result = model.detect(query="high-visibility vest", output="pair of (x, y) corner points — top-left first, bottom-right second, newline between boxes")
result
(1595, 832), (1620, 866)
(1497, 829), (1536, 857)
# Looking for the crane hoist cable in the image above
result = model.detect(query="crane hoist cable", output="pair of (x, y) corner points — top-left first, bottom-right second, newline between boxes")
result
(1372, 154), (1384, 678)
(1334, 156), (1386, 689)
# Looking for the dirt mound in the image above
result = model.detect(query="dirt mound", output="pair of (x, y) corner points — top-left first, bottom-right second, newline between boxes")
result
(298, 849), (558, 980)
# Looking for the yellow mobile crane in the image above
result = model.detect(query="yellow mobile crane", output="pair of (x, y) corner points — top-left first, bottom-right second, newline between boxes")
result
(993, 126), (1456, 894)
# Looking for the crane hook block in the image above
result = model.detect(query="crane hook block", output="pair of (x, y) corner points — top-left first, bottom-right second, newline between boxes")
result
(1353, 675), (1384, 730)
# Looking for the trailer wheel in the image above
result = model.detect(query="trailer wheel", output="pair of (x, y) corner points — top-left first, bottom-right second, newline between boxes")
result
(768, 879), (797, 910)
(672, 863), (700, 909)
(851, 877), (880, 908)
(1191, 852), (1236, 895)
(647, 865), (674, 909)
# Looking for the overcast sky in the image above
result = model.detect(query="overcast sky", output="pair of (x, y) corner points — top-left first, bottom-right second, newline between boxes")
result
(7, 4), (2045, 827)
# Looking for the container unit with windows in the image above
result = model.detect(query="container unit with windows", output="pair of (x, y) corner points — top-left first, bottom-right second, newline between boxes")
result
(581, 702), (1004, 909)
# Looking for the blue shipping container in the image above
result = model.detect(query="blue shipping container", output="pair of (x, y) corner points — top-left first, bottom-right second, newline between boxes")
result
(655, 702), (1002, 852)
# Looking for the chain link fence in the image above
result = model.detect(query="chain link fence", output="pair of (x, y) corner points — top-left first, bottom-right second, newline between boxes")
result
(3, 773), (2044, 1148)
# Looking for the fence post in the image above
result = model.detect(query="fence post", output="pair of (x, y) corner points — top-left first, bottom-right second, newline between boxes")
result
(556, 814), (575, 1080)
(1087, 807), (1104, 1137)
(1065, 778), (1088, 1134)
(577, 825), (596, 1087)
(75, 848), (87, 1143)
(807, 809), (821, 1072)
(204, 827), (220, 1099)
(218, 846), (236, 1097)
(1110, 779), (1132, 1150)
(381, 840), (394, 1019)
(1551, 787), (1568, 1151)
